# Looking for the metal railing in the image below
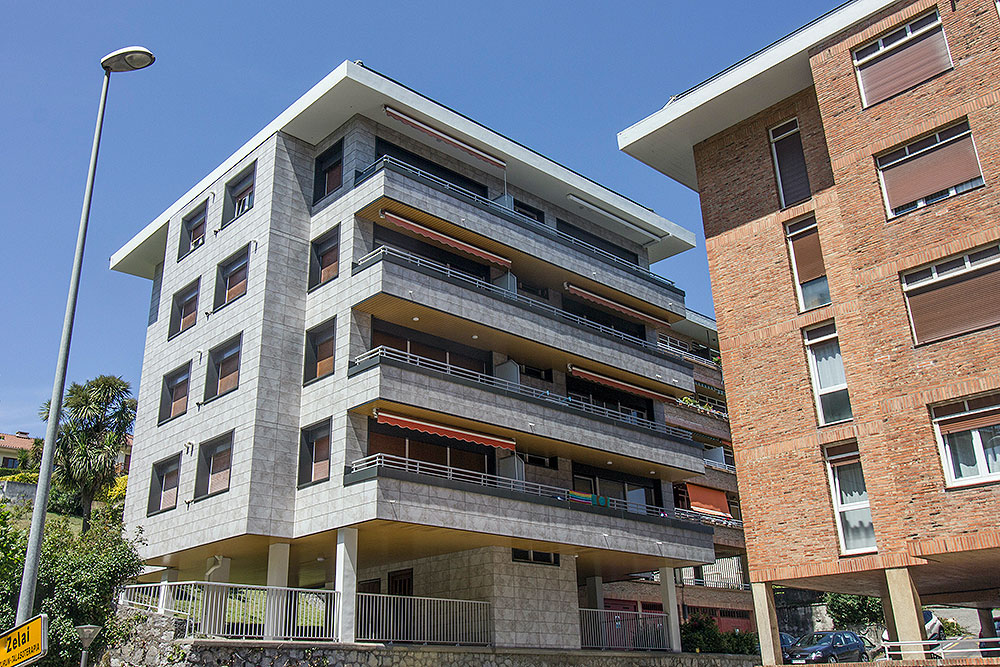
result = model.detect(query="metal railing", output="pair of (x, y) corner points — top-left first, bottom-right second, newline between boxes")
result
(675, 507), (744, 530)
(579, 608), (670, 651)
(120, 582), (341, 641)
(669, 397), (729, 422)
(352, 346), (671, 434)
(680, 577), (750, 591)
(703, 458), (737, 474)
(351, 453), (679, 520)
(356, 592), (492, 645)
(877, 636), (1000, 661)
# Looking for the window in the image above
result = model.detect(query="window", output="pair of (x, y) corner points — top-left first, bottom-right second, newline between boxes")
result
(877, 121), (983, 217)
(224, 168), (255, 225)
(523, 453), (557, 469)
(158, 362), (191, 423)
(1, 457), (18, 469)
(521, 364), (553, 382)
(298, 420), (331, 486)
(205, 334), (241, 401)
(512, 548), (560, 566)
(804, 323), (852, 425)
(195, 432), (232, 498)
(168, 280), (199, 338)
(902, 242), (1000, 344)
(513, 199), (544, 223)
(376, 138), (488, 198)
(304, 318), (336, 383)
(147, 454), (180, 514)
(853, 10), (951, 107)
(932, 392), (1000, 486)
(825, 442), (876, 554)
(517, 280), (549, 300)
(178, 203), (207, 259)
(786, 217), (831, 310)
(556, 219), (639, 264)
(769, 118), (811, 208)
(308, 227), (339, 289)
(313, 140), (343, 203)
(215, 246), (249, 309)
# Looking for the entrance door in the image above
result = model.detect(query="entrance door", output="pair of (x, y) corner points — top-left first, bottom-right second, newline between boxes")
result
(387, 569), (414, 641)
(387, 569), (413, 596)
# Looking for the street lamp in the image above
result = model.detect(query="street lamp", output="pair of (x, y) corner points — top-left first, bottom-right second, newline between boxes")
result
(75, 624), (101, 667)
(15, 47), (155, 625)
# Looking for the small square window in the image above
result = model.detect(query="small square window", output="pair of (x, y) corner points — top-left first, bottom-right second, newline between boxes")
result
(178, 203), (207, 260)
(313, 140), (343, 203)
(158, 362), (191, 424)
(195, 432), (233, 498)
(148, 454), (180, 514)
(521, 365), (553, 382)
(308, 227), (339, 289)
(224, 166), (255, 226)
(304, 318), (336, 383)
(168, 280), (200, 338)
(205, 334), (241, 401)
(215, 246), (249, 310)
(298, 420), (331, 486)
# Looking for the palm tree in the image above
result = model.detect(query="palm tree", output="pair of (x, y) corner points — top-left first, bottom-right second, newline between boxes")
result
(39, 375), (136, 532)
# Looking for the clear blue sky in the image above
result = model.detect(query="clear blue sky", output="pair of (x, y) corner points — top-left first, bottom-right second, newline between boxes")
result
(0, 0), (836, 435)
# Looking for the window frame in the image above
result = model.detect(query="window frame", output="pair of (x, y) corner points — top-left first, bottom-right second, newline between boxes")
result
(223, 166), (256, 227)
(168, 279), (200, 339)
(932, 397), (1000, 488)
(769, 117), (811, 209)
(308, 226), (340, 290)
(313, 140), (344, 204)
(214, 246), (250, 311)
(158, 362), (192, 425)
(298, 418), (332, 487)
(147, 453), (181, 515)
(194, 432), (233, 500)
(304, 318), (336, 384)
(786, 217), (831, 312)
(804, 323), (853, 426)
(824, 445), (877, 555)
(178, 202), (208, 260)
(204, 334), (242, 402)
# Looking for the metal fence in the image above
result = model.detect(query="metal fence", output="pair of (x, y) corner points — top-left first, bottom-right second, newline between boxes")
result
(356, 592), (492, 645)
(878, 636), (1000, 661)
(579, 608), (670, 651)
(675, 507), (744, 529)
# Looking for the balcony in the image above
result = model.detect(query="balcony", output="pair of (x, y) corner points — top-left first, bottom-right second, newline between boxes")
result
(674, 507), (743, 530)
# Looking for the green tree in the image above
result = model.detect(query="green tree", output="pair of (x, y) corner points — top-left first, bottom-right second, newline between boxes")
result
(39, 375), (136, 532)
(824, 592), (883, 628)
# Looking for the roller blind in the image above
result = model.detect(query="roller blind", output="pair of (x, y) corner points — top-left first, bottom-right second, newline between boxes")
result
(170, 378), (188, 417)
(773, 132), (811, 206)
(882, 136), (980, 210)
(859, 28), (950, 106)
(791, 227), (826, 283)
(938, 407), (1000, 435)
(315, 338), (334, 378)
(218, 354), (240, 394)
(311, 435), (330, 481)
(906, 263), (1000, 343)
(208, 446), (231, 494)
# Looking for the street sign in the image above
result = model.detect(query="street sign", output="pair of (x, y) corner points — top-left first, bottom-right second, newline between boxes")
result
(0, 614), (47, 667)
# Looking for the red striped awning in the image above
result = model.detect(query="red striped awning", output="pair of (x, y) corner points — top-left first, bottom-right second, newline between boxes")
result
(381, 210), (511, 268)
(563, 283), (671, 329)
(567, 365), (672, 402)
(384, 106), (507, 170)
(375, 411), (515, 451)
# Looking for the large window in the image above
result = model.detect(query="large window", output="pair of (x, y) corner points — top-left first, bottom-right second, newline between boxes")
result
(224, 166), (255, 225)
(178, 203), (207, 259)
(769, 118), (811, 208)
(313, 140), (343, 203)
(214, 246), (249, 309)
(195, 432), (232, 498)
(168, 280), (199, 338)
(786, 217), (830, 310)
(158, 362), (191, 424)
(901, 241), (1000, 344)
(825, 442), (876, 554)
(375, 138), (488, 198)
(853, 10), (951, 107)
(555, 219), (639, 264)
(932, 393), (1000, 487)
(368, 421), (489, 474)
(299, 420), (331, 486)
(304, 318), (336, 383)
(804, 323), (852, 425)
(205, 334), (241, 401)
(877, 120), (983, 217)
(147, 454), (180, 515)
(308, 226), (340, 289)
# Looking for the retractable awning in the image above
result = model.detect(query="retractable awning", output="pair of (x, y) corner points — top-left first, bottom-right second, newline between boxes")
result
(567, 365), (672, 402)
(563, 283), (672, 329)
(384, 106), (507, 170)
(380, 210), (512, 268)
(686, 483), (732, 517)
(375, 410), (516, 451)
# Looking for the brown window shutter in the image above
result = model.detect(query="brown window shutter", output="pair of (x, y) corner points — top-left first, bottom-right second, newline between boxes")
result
(208, 447), (231, 494)
(312, 435), (330, 481)
(180, 298), (197, 331)
(791, 227), (826, 283)
(907, 263), (1000, 343)
(882, 135), (981, 210)
(938, 407), (1000, 435)
(315, 338), (334, 378)
(774, 132), (811, 206)
(325, 163), (343, 195)
(319, 247), (339, 283)
(859, 28), (951, 106)
(190, 220), (206, 243)
(368, 432), (406, 457)
(226, 265), (248, 302)
(160, 469), (178, 509)
(170, 379), (188, 417)
(217, 355), (240, 394)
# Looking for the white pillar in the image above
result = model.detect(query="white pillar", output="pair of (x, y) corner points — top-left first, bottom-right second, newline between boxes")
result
(885, 567), (926, 659)
(265, 543), (291, 639)
(659, 567), (682, 652)
(584, 576), (604, 610)
(751, 582), (782, 666)
(157, 568), (178, 614)
(336, 528), (359, 643)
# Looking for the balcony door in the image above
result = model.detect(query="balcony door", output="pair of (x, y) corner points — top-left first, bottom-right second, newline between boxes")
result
(387, 568), (415, 642)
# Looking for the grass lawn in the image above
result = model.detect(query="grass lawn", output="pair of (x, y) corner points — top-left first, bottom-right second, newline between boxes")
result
(13, 511), (83, 536)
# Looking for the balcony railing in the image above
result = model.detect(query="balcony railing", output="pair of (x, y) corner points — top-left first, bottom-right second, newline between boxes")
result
(355, 155), (678, 291)
(351, 346), (673, 435)
(579, 608), (671, 651)
(675, 507), (744, 530)
(356, 592), (492, 645)
(703, 458), (737, 474)
(681, 576), (750, 591)
(120, 582), (341, 641)
(669, 397), (729, 422)
(350, 453), (685, 522)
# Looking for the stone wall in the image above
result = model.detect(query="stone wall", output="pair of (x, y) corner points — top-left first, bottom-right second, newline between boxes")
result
(0, 480), (35, 504)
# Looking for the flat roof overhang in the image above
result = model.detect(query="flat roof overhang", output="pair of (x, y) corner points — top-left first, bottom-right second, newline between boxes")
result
(113, 61), (694, 279)
(616, 0), (898, 191)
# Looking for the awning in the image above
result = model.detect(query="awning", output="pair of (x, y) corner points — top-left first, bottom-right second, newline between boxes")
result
(564, 283), (671, 329)
(384, 106), (507, 170)
(686, 483), (732, 518)
(567, 365), (672, 402)
(380, 210), (512, 268)
(375, 410), (515, 451)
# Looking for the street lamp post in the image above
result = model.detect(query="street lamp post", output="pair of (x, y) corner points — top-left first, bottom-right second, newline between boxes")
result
(75, 624), (101, 667)
(15, 46), (155, 625)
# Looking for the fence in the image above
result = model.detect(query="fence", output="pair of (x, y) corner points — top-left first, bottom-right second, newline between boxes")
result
(356, 592), (492, 645)
(878, 636), (1000, 661)
(579, 608), (670, 650)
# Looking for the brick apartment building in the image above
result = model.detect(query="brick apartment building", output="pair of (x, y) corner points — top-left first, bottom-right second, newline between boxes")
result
(620, 0), (1000, 662)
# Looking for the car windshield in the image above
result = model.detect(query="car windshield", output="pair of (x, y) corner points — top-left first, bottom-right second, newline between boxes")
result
(794, 633), (832, 647)
(923, 611), (933, 623)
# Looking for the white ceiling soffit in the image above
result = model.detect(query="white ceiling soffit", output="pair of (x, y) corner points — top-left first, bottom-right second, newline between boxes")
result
(112, 61), (694, 278)
(617, 0), (896, 191)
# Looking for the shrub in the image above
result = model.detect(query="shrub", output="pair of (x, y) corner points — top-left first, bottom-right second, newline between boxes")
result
(680, 614), (759, 654)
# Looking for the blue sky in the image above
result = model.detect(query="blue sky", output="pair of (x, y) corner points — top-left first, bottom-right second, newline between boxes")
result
(0, 0), (836, 435)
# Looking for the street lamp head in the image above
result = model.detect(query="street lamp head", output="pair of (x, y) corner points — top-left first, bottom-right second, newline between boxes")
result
(75, 624), (101, 649)
(101, 46), (155, 72)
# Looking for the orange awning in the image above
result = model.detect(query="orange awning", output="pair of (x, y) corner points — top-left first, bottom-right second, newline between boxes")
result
(381, 210), (511, 268)
(567, 365), (671, 402)
(564, 283), (671, 329)
(375, 410), (515, 451)
(686, 483), (732, 517)
(384, 106), (507, 170)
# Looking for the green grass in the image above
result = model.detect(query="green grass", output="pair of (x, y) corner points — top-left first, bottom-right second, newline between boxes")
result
(13, 511), (83, 536)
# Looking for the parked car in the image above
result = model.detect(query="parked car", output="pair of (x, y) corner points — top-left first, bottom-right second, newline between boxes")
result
(861, 636), (884, 659)
(785, 631), (869, 663)
(881, 610), (945, 642)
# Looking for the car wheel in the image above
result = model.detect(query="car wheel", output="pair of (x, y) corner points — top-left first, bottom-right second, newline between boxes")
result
(827, 657), (837, 663)
(860, 652), (869, 662)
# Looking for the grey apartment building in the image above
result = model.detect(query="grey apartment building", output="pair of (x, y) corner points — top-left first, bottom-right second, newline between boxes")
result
(112, 61), (744, 650)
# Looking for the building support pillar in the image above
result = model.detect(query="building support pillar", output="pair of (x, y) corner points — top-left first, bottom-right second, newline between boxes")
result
(264, 543), (290, 640)
(201, 556), (231, 636)
(751, 582), (782, 666)
(336, 528), (358, 643)
(885, 567), (925, 659)
(979, 608), (997, 638)
(659, 567), (682, 653)
(584, 576), (604, 610)
(156, 568), (178, 615)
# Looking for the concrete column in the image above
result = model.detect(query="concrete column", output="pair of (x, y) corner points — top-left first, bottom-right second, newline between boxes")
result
(659, 567), (682, 653)
(336, 528), (359, 643)
(584, 576), (604, 609)
(751, 582), (782, 666)
(202, 556), (231, 636)
(738, 554), (751, 590)
(881, 595), (898, 642)
(157, 568), (178, 614)
(885, 567), (925, 659)
(979, 608), (997, 637)
(264, 543), (291, 639)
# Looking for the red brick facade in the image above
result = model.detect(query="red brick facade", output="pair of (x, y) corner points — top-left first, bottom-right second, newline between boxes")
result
(693, 0), (1000, 599)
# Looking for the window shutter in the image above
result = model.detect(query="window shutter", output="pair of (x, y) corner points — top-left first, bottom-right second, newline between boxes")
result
(319, 247), (339, 283)
(161, 469), (178, 509)
(774, 133), (811, 206)
(859, 28), (950, 106)
(325, 163), (343, 195)
(315, 338), (334, 377)
(882, 135), (981, 210)
(906, 263), (1000, 343)
(171, 378), (188, 417)
(226, 264), (248, 302)
(208, 447), (231, 494)
(180, 298), (197, 330)
(791, 227), (826, 283)
(312, 435), (330, 481)
(217, 355), (240, 394)
(938, 408), (1000, 435)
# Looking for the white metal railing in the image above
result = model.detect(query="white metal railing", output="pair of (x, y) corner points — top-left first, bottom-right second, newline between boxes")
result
(877, 636), (1000, 661)
(356, 592), (491, 645)
(351, 453), (680, 520)
(120, 582), (340, 641)
(579, 608), (670, 650)
(352, 346), (671, 434)
(703, 458), (737, 474)
(681, 577), (750, 591)
(675, 507), (744, 530)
